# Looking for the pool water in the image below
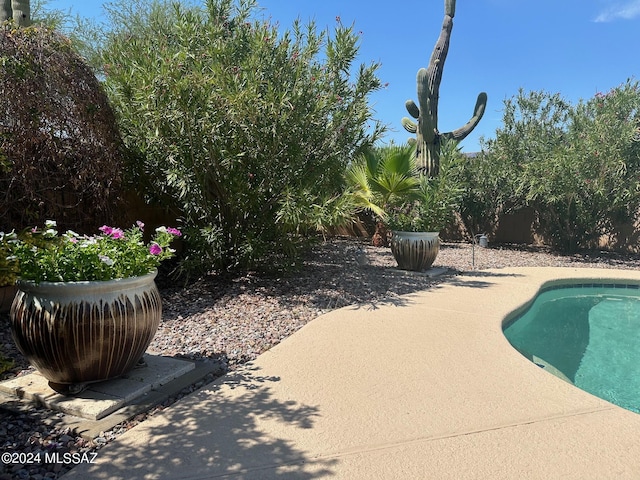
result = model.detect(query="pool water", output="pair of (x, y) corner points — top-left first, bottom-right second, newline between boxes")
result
(503, 284), (640, 414)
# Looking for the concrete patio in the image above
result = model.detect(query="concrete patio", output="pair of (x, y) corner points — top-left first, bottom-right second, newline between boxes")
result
(63, 267), (640, 479)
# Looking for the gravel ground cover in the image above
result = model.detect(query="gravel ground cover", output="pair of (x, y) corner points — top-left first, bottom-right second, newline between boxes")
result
(2, 237), (640, 479)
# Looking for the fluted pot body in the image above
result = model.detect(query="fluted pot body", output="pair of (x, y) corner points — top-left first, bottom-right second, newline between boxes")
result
(390, 231), (440, 271)
(10, 271), (161, 389)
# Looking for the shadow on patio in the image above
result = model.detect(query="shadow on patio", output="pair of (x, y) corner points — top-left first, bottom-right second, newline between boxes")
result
(66, 365), (338, 479)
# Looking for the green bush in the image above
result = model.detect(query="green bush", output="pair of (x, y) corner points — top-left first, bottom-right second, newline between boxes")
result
(94, 0), (384, 273)
(473, 81), (640, 252)
(448, 150), (504, 239)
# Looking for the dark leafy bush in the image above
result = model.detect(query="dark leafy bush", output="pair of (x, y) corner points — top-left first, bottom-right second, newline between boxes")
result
(0, 24), (125, 233)
(448, 150), (505, 239)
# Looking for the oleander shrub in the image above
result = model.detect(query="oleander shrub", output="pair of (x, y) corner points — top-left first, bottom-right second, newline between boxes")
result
(446, 144), (512, 240)
(477, 81), (640, 252)
(0, 24), (125, 233)
(95, 0), (384, 273)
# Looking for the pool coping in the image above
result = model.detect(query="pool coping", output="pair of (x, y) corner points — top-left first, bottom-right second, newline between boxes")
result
(64, 267), (640, 480)
(502, 278), (640, 329)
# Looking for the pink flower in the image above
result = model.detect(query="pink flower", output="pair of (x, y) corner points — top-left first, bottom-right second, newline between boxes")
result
(110, 228), (124, 239)
(136, 221), (145, 231)
(100, 225), (124, 239)
(149, 243), (162, 255)
(166, 227), (182, 237)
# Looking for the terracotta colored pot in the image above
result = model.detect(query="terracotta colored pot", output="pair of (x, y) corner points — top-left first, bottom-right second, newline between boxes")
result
(10, 271), (161, 394)
(390, 231), (440, 271)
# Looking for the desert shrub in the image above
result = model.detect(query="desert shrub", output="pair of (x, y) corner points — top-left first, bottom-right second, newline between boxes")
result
(0, 24), (125, 233)
(95, 0), (384, 273)
(565, 81), (640, 244)
(479, 82), (640, 251)
(446, 140), (516, 240)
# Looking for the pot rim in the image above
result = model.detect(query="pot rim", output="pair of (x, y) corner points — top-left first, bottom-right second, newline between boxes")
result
(391, 231), (440, 236)
(16, 269), (158, 293)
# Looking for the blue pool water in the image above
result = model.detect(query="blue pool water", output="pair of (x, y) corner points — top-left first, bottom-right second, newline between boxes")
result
(503, 283), (640, 414)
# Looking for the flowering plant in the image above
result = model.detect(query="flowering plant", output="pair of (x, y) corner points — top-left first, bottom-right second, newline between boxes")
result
(5, 221), (182, 283)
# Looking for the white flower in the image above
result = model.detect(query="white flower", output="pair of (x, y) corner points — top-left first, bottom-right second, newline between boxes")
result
(81, 237), (97, 246)
(98, 255), (114, 266)
(45, 220), (57, 228)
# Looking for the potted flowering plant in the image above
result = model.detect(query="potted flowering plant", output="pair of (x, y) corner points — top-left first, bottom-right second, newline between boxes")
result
(9, 220), (180, 283)
(6, 220), (182, 394)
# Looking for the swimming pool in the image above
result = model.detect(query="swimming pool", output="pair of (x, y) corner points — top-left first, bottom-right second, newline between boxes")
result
(503, 282), (640, 414)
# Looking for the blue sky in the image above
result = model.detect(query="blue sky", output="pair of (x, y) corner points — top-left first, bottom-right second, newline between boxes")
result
(51, 0), (638, 153)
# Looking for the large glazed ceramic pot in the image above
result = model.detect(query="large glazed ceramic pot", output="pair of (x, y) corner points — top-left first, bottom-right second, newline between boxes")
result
(10, 271), (161, 394)
(390, 231), (440, 271)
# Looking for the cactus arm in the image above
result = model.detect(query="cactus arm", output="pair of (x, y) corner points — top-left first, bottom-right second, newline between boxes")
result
(417, 68), (435, 144)
(405, 99), (419, 119)
(401, 117), (417, 134)
(442, 92), (488, 142)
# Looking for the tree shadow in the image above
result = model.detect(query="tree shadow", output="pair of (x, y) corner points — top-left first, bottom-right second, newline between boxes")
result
(458, 270), (525, 278)
(68, 364), (338, 479)
(428, 269), (526, 290)
(157, 238), (456, 321)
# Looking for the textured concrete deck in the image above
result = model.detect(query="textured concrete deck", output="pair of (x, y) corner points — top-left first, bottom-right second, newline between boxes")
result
(64, 267), (640, 479)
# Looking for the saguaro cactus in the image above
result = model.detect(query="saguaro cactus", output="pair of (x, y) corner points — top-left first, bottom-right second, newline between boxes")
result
(402, 0), (486, 177)
(0, 0), (30, 27)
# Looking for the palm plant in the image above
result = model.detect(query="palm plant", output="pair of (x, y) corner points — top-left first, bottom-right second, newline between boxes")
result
(347, 143), (420, 213)
(346, 143), (421, 245)
(346, 140), (464, 244)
